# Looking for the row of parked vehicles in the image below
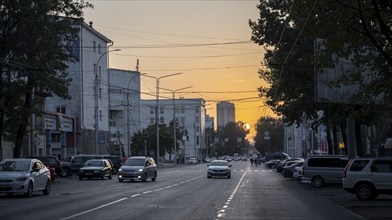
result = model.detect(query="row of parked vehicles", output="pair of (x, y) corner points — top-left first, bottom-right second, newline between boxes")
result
(0, 154), (158, 197)
(265, 155), (392, 201)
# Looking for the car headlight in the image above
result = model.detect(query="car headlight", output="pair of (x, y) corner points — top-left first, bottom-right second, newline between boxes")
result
(138, 168), (144, 172)
(16, 176), (28, 182)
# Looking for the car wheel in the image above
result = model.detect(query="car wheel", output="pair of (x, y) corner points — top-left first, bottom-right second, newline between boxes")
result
(355, 183), (375, 200)
(312, 176), (324, 188)
(25, 182), (33, 197)
(227, 173), (231, 179)
(61, 167), (70, 177)
(151, 172), (157, 181)
(43, 180), (50, 195)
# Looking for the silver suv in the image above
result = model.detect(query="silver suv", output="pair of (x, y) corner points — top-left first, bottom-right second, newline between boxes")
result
(342, 157), (392, 200)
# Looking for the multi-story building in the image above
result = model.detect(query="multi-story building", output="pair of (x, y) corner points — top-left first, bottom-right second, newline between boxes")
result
(140, 98), (206, 162)
(216, 101), (235, 129)
(108, 69), (141, 157)
(44, 20), (113, 157)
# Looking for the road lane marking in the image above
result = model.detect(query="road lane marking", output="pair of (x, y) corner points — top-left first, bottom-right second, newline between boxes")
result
(58, 175), (205, 220)
(216, 164), (249, 219)
(59, 198), (128, 220)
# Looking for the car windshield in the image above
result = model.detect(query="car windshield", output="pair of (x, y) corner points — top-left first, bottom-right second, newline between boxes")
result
(0, 160), (31, 171)
(210, 161), (228, 166)
(84, 161), (103, 167)
(125, 158), (145, 166)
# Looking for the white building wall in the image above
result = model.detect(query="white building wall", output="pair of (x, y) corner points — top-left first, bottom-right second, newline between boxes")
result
(109, 69), (141, 156)
(140, 98), (206, 161)
(44, 20), (112, 154)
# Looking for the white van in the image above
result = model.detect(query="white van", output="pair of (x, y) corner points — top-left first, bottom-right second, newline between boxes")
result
(302, 156), (348, 187)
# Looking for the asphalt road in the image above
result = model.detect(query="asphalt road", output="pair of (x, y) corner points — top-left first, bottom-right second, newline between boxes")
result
(0, 161), (391, 220)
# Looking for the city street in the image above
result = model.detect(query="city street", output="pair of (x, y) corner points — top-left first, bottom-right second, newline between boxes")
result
(0, 161), (391, 220)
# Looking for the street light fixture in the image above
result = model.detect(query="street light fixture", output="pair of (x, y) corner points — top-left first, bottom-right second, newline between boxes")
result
(141, 72), (183, 165)
(160, 86), (192, 165)
(94, 48), (121, 155)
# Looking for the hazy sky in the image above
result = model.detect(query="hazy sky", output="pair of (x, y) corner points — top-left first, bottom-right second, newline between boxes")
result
(84, 0), (271, 140)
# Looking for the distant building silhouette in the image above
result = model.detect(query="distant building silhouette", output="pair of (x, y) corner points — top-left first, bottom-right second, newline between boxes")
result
(216, 101), (235, 129)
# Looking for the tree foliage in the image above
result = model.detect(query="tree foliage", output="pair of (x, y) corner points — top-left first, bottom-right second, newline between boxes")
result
(249, 0), (391, 124)
(254, 116), (284, 155)
(0, 0), (92, 157)
(130, 122), (182, 158)
(215, 121), (250, 156)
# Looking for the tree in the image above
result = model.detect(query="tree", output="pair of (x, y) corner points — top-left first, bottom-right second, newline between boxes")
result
(215, 121), (249, 156)
(254, 116), (284, 155)
(249, 0), (392, 156)
(0, 0), (92, 157)
(130, 122), (182, 158)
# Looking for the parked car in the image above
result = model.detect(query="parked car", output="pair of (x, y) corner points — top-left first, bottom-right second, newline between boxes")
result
(342, 157), (392, 200)
(102, 155), (123, 174)
(283, 161), (304, 178)
(79, 159), (113, 180)
(302, 155), (348, 187)
(264, 152), (290, 162)
(118, 156), (157, 182)
(265, 159), (280, 168)
(276, 158), (302, 173)
(292, 166), (304, 181)
(207, 160), (232, 179)
(0, 158), (51, 197)
(24, 156), (62, 177)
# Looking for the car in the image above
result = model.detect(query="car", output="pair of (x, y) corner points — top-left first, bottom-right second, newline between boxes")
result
(292, 165), (304, 181)
(118, 156), (157, 182)
(282, 161), (304, 178)
(78, 159), (113, 180)
(207, 160), (232, 179)
(204, 157), (212, 163)
(302, 155), (348, 187)
(102, 155), (123, 174)
(24, 156), (62, 177)
(342, 157), (392, 200)
(188, 157), (198, 165)
(0, 158), (51, 197)
(61, 155), (103, 177)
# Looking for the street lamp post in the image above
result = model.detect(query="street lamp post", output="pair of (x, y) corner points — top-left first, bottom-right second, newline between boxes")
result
(141, 72), (182, 165)
(160, 86), (192, 165)
(126, 72), (145, 157)
(94, 48), (121, 155)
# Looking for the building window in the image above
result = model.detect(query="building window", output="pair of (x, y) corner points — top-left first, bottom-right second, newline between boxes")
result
(150, 106), (154, 114)
(160, 106), (164, 114)
(51, 133), (61, 143)
(150, 117), (155, 124)
(98, 44), (101, 54)
(109, 120), (116, 127)
(98, 66), (102, 78)
(93, 64), (97, 76)
(160, 117), (164, 124)
(99, 110), (102, 121)
(93, 41), (96, 52)
(99, 87), (102, 99)
(56, 106), (66, 114)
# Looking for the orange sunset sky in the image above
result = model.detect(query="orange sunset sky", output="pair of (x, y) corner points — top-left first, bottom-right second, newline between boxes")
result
(84, 0), (273, 141)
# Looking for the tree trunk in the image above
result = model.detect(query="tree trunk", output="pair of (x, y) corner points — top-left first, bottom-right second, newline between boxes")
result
(340, 123), (348, 155)
(355, 121), (364, 157)
(13, 87), (33, 158)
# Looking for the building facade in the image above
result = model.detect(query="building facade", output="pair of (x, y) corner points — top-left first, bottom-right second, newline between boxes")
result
(140, 98), (206, 162)
(44, 20), (113, 157)
(108, 69), (141, 157)
(216, 101), (235, 129)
